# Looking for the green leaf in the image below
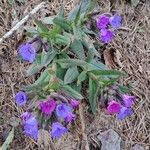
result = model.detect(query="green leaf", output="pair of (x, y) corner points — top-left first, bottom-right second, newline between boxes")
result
(89, 70), (124, 77)
(41, 50), (57, 67)
(53, 17), (72, 31)
(56, 64), (66, 80)
(0, 127), (14, 150)
(64, 67), (79, 84)
(34, 70), (51, 85)
(41, 16), (55, 25)
(77, 71), (87, 85)
(68, 5), (80, 21)
(62, 85), (83, 100)
(56, 58), (87, 69)
(34, 19), (49, 32)
(82, 34), (100, 60)
(88, 78), (99, 114)
(73, 25), (82, 40)
(24, 69), (51, 92)
(55, 34), (71, 46)
(70, 38), (86, 60)
(26, 63), (43, 76)
(87, 59), (108, 71)
(131, 0), (140, 7)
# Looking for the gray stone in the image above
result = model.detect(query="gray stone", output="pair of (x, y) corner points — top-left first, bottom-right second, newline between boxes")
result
(97, 129), (121, 150)
(130, 144), (145, 150)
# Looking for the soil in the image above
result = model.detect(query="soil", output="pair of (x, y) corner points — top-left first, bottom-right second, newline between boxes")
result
(0, 0), (150, 150)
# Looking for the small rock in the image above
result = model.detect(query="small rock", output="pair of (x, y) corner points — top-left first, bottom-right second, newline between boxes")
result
(97, 129), (121, 150)
(130, 144), (145, 150)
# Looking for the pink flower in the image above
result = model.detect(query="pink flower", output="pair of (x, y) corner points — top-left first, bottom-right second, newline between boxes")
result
(107, 100), (121, 114)
(39, 99), (56, 116)
(70, 99), (80, 109)
(123, 95), (135, 107)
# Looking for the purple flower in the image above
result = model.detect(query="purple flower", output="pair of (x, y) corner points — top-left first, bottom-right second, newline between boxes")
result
(109, 15), (121, 29)
(123, 94), (135, 107)
(39, 99), (56, 116)
(123, 95), (135, 107)
(70, 99), (80, 109)
(56, 103), (72, 119)
(65, 113), (76, 123)
(15, 91), (27, 106)
(107, 100), (121, 114)
(18, 43), (36, 63)
(96, 15), (109, 29)
(23, 116), (38, 140)
(21, 112), (32, 123)
(51, 122), (68, 139)
(100, 29), (114, 43)
(117, 106), (133, 120)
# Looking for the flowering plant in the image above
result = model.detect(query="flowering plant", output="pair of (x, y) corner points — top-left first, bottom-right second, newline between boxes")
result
(15, 0), (135, 140)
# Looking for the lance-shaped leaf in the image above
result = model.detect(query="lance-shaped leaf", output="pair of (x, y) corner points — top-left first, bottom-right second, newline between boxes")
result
(56, 58), (87, 69)
(55, 34), (71, 46)
(35, 19), (49, 33)
(41, 16), (55, 25)
(41, 50), (57, 67)
(88, 78), (99, 114)
(77, 71), (87, 85)
(64, 67), (79, 84)
(89, 70), (124, 78)
(53, 17), (72, 31)
(70, 38), (86, 60)
(62, 84), (83, 100)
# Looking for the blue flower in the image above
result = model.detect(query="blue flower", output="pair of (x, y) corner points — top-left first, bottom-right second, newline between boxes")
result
(15, 91), (27, 106)
(51, 122), (68, 139)
(56, 103), (72, 119)
(18, 43), (36, 63)
(100, 29), (114, 43)
(109, 15), (121, 29)
(23, 116), (38, 140)
(117, 106), (133, 120)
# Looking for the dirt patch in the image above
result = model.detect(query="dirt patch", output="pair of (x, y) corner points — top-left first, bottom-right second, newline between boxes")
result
(0, 0), (150, 150)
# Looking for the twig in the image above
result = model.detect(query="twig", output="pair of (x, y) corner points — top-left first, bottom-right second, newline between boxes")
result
(0, 2), (46, 44)
(79, 104), (90, 150)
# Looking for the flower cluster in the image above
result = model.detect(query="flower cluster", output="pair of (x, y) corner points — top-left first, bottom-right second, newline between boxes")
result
(96, 14), (121, 43)
(107, 94), (135, 120)
(16, 91), (80, 140)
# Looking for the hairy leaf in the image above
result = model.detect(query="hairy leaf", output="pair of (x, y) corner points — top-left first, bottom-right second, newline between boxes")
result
(41, 16), (55, 25)
(64, 67), (79, 84)
(89, 70), (124, 78)
(53, 17), (72, 31)
(34, 19), (49, 32)
(88, 78), (99, 114)
(62, 85), (83, 100)
(70, 38), (86, 60)
(77, 71), (87, 85)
